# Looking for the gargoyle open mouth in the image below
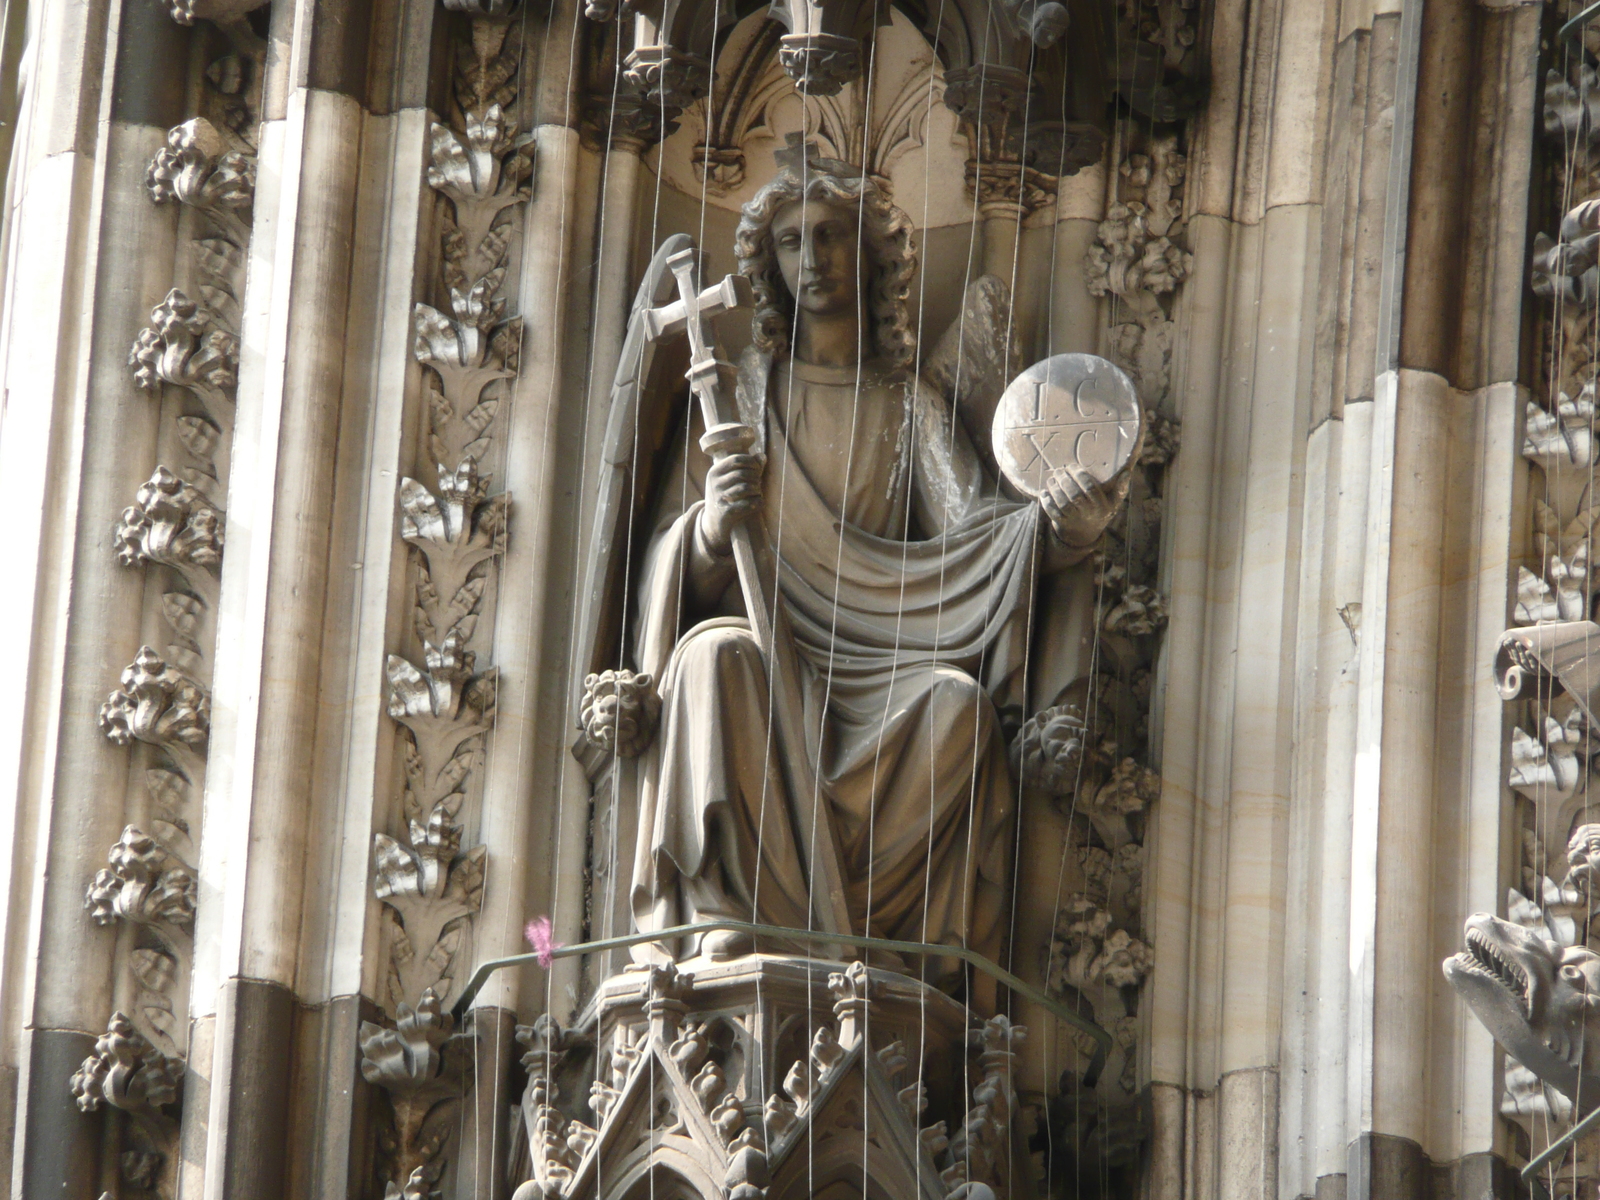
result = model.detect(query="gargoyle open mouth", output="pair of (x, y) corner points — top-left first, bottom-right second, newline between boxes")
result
(1459, 924), (1532, 1017)
(1444, 912), (1600, 1110)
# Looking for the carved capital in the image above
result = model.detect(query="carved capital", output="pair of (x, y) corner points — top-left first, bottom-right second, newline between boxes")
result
(776, 33), (861, 97)
(943, 64), (1031, 138)
(585, 89), (668, 152)
(623, 45), (710, 117)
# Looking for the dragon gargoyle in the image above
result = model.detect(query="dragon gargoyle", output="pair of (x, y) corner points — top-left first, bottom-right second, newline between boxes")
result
(1443, 912), (1600, 1114)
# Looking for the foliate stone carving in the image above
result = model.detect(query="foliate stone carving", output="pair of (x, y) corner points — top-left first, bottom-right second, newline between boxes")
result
(1087, 210), (1190, 406)
(579, 669), (660, 757)
(82, 19), (262, 1163)
(114, 467), (223, 573)
(129, 288), (240, 421)
(387, 635), (497, 782)
(1103, 583), (1170, 637)
(360, 989), (471, 1195)
(374, 11), (528, 1060)
(427, 106), (534, 269)
(623, 46), (711, 117)
(1086, 137), (1191, 411)
(724, 1128), (770, 1200)
(374, 701), (490, 1007)
(1110, 0), (1204, 122)
(943, 1016), (1026, 1199)
(776, 33), (861, 97)
(1054, 899), (1153, 991)
(71, 1012), (182, 1197)
(401, 461), (508, 646)
(86, 827), (196, 928)
(71, 1011), (182, 1115)
(518, 1009), (596, 1184)
(1545, 65), (1600, 145)
(99, 647), (210, 761)
(145, 118), (254, 242)
(1482, 83), (1600, 1177)
(162, 0), (268, 28)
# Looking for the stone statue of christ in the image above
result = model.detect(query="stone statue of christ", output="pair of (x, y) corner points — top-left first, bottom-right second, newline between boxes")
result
(628, 149), (1123, 979)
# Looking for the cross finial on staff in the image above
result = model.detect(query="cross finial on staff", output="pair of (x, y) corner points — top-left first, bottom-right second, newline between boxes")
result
(773, 131), (861, 181)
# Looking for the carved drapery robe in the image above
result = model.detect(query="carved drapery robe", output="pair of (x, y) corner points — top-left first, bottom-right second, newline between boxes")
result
(630, 350), (1044, 964)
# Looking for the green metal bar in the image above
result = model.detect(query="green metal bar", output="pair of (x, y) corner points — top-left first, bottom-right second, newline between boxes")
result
(450, 919), (1113, 1081)
(1561, 1), (1600, 45)
(1522, 1102), (1600, 1184)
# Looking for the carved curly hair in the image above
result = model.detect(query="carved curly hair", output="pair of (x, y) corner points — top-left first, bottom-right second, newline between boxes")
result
(734, 169), (917, 370)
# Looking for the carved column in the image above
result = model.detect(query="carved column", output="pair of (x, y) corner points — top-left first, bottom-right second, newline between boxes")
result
(454, 0), (582, 1028)
(190, 0), (372, 1192)
(1047, 159), (1108, 358)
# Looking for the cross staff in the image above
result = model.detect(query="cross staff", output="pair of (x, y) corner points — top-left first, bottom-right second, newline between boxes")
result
(642, 243), (853, 944)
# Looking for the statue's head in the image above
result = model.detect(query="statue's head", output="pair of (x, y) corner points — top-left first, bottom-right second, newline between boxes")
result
(735, 140), (916, 369)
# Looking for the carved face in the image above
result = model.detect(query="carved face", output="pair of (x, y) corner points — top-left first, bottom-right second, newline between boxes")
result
(1444, 912), (1600, 1100)
(771, 198), (864, 319)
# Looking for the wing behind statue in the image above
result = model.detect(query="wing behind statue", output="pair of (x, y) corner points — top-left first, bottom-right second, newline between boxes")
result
(920, 274), (1022, 478)
(570, 235), (693, 751)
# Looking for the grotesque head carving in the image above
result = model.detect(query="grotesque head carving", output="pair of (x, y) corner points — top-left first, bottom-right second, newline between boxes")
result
(1444, 912), (1600, 1104)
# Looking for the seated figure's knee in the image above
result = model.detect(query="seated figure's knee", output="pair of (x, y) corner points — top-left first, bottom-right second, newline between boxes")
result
(676, 622), (762, 679)
(929, 667), (991, 735)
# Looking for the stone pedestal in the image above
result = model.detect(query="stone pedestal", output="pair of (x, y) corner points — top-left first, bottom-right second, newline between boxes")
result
(516, 957), (1035, 1200)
